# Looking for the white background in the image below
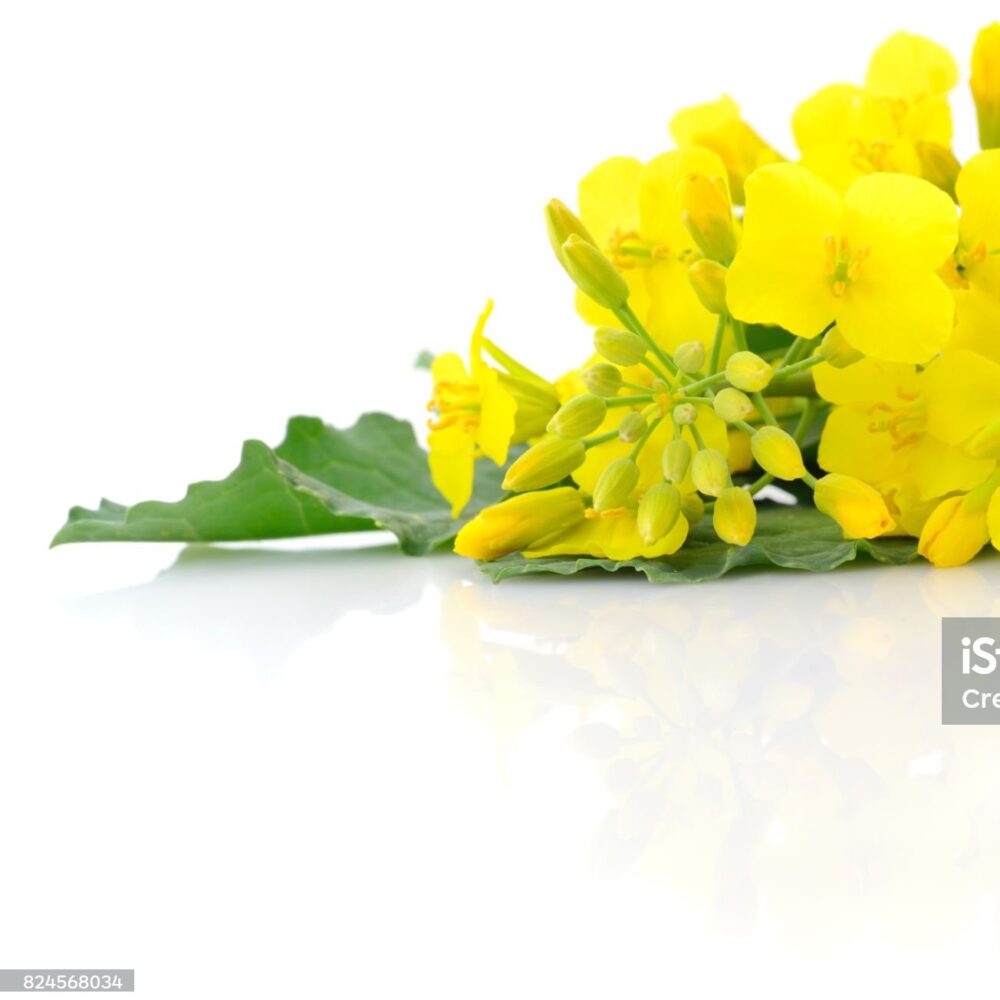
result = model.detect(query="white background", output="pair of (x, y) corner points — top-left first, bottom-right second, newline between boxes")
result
(3, 1), (1000, 997)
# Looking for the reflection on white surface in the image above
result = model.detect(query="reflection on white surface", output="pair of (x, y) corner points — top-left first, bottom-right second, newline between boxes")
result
(14, 545), (1000, 997)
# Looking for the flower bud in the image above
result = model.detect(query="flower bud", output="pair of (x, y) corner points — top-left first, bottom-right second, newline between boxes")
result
(972, 23), (1000, 149)
(688, 259), (728, 314)
(813, 473), (895, 539)
(581, 363), (623, 397)
(727, 429), (753, 472)
(917, 494), (990, 568)
(454, 487), (586, 560)
(593, 457), (640, 512)
(750, 426), (807, 480)
(820, 326), (863, 369)
(637, 482), (682, 544)
(713, 387), (754, 423)
(713, 486), (756, 546)
(502, 436), (586, 492)
(561, 234), (630, 311)
(674, 340), (706, 375)
(663, 438), (692, 483)
(677, 173), (737, 262)
(681, 491), (705, 525)
(916, 141), (960, 199)
(725, 351), (773, 391)
(618, 411), (647, 443)
(672, 402), (698, 425)
(966, 415), (1000, 460)
(547, 393), (607, 438)
(594, 327), (646, 366)
(545, 198), (596, 264)
(691, 448), (731, 497)
(990, 488), (1000, 553)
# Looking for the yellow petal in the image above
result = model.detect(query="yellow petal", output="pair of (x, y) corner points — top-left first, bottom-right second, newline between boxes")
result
(726, 164), (840, 337)
(956, 150), (1000, 292)
(638, 147), (728, 249)
(524, 508), (688, 560)
(917, 495), (989, 567)
(989, 488), (1000, 553)
(475, 367), (516, 466)
(907, 435), (996, 501)
(428, 423), (475, 517)
(813, 356), (919, 405)
(578, 157), (643, 248)
(818, 406), (909, 486)
(921, 350), (1000, 446)
(431, 351), (469, 384)
(951, 286), (1000, 365)
(643, 257), (717, 353)
(864, 32), (958, 102)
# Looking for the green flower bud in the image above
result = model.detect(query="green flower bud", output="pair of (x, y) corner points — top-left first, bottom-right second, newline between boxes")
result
(674, 340), (706, 375)
(688, 259), (728, 314)
(819, 327), (863, 369)
(663, 438), (692, 483)
(712, 386), (754, 423)
(502, 436), (586, 492)
(672, 402), (698, 425)
(547, 393), (607, 438)
(725, 351), (773, 391)
(750, 426), (807, 480)
(545, 199), (596, 265)
(691, 447), (731, 497)
(637, 482), (682, 544)
(581, 363), (623, 397)
(650, 378), (670, 394)
(561, 234), (630, 311)
(966, 415), (1000, 460)
(713, 486), (757, 546)
(916, 141), (960, 199)
(618, 411), (647, 443)
(681, 491), (705, 525)
(593, 457), (640, 512)
(677, 173), (737, 262)
(594, 327), (646, 366)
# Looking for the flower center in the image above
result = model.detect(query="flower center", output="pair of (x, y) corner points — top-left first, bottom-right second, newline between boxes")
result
(606, 228), (678, 269)
(866, 387), (927, 451)
(427, 380), (481, 432)
(847, 137), (895, 174)
(823, 234), (870, 297)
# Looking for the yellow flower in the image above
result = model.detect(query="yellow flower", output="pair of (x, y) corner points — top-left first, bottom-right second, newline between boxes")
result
(815, 352), (1000, 520)
(971, 23), (1000, 149)
(428, 301), (558, 516)
(813, 473), (896, 539)
(954, 150), (1000, 295)
(574, 148), (730, 353)
(453, 487), (586, 560)
(726, 164), (957, 363)
(669, 95), (782, 204)
(916, 470), (1000, 567)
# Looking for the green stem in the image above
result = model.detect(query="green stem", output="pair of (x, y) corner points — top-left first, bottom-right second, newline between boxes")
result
(606, 394), (653, 407)
(802, 471), (818, 489)
(641, 356), (670, 384)
(771, 353), (824, 381)
(629, 415), (663, 461)
(779, 336), (810, 369)
(615, 303), (678, 376)
(583, 429), (620, 449)
(708, 314), (727, 376)
(689, 424), (707, 450)
(750, 391), (779, 427)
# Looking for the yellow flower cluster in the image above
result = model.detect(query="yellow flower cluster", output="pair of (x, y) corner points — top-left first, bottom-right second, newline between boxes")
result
(427, 27), (1000, 570)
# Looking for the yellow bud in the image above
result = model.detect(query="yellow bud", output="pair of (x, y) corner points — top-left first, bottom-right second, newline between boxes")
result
(561, 234), (630, 311)
(547, 393), (607, 438)
(713, 387), (754, 423)
(674, 340), (706, 375)
(916, 142), (960, 199)
(691, 448), (731, 497)
(676, 173), (737, 262)
(663, 438), (692, 483)
(594, 327), (646, 366)
(454, 487), (585, 560)
(688, 259), (728, 315)
(681, 491), (705, 525)
(545, 199), (596, 264)
(580, 363), (623, 397)
(618, 411), (647, 443)
(672, 402), (698, 425)
(750, 426), (807, 480)
(502, 436), (586, 492)
(727, 429), (754, 473)
(966, 415), (1000, 459)
(972, 23), (1000, 149)
(813, 473), (895, 539)
(918, 494), (990, 567)
(593, 457), (640, 512)
(725, 351), (773, 391)
(713, 486), (757, 546)
(637, 482), (682, 544)
(820, 326), (863, 369)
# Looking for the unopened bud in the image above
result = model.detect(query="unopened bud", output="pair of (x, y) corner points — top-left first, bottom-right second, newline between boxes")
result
(713, 486), (757, 546)
(713, 387), (754, 423)
(681, 491), (705, 525)
(691, 448), (731, 497)
(618, 411), (648, 443)
(688, 259), (728, 314)
(972, 23), (1000, 149)
(561, 234), (630, 311)
(545, 199), (596, 264)
(725, 351), (773, 391)
(637, 482), (682, 544)
(581, 363), (623, 397)
(814, 473), (895, 539)
(750, 426), (807, 480)
(663, 438), (692, 483)
(593, 457), (640, 512)
(677, 173), (737, 262)
(672, 402), (698, 425)
(820, 326), (863, 368)
(966, 415), (1000, 459)
(502, 436), (586, 492)
(917, 142), (961, 199)
(674, 340), (706, 375)
(594, 327), (646, 366)
(547, 394), (607, 438)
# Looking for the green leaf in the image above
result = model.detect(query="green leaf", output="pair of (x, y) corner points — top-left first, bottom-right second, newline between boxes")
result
(51, 413), (509, 555)
(478, 504), (920, 583)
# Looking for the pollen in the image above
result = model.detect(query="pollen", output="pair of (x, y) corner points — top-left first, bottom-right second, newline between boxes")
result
(823, 233), (870, 295)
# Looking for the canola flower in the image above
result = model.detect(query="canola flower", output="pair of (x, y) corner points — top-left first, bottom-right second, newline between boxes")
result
(433, 26), (1000, 571)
